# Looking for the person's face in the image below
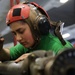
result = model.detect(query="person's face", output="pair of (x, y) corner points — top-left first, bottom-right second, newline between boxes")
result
(10, 21), (35, 48)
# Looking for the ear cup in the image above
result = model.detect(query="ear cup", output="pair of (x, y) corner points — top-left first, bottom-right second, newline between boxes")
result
(38, 16), (51, 35)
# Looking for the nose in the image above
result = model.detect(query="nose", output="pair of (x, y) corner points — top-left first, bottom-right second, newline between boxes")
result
(15, 34), (22, 41)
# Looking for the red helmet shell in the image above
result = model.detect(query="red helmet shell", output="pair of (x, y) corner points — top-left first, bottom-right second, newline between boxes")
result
(6, 4), (30, 25)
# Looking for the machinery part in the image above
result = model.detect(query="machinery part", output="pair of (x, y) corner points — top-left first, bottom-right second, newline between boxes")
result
(51, 48), (75, 75)
(0, 48), (75, 75)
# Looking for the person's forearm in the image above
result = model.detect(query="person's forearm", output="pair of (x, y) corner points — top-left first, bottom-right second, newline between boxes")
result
(0, 48), (10, 61)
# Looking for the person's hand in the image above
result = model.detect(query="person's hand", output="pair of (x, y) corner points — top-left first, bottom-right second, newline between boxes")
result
(15, 53), (31, 63)
(0, 37), (4, 51)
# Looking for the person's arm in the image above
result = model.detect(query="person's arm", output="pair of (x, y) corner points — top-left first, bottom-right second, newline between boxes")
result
(0, 48), (10, 61)
(0, 38), (10, 61)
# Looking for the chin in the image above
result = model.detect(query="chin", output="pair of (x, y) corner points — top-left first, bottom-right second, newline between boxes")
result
(23, 44), (31, 48)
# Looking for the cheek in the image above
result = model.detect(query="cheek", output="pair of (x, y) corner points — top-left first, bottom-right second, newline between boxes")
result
(23, 30), (34, 42)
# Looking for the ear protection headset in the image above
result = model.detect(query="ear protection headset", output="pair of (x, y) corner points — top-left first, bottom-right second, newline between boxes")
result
(30, 2), (51, 35)
(6, 2), (51, 35)
(29, 3), (50, 35)
(36, 15), (51, 35)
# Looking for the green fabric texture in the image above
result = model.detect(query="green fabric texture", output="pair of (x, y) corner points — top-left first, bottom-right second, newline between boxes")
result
(10, 33), (73, 60)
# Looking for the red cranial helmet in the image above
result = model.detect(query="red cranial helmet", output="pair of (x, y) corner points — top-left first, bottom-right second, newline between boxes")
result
(6, 2), (49, 26)
(6, 4), (30, 25)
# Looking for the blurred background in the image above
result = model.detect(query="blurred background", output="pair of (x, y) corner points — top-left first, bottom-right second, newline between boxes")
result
(0, 0), (75, 48)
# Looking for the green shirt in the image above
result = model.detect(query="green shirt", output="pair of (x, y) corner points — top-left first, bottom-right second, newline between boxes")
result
(10, 33), (73, 60)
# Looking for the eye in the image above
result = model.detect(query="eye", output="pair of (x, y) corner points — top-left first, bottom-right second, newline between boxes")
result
(18, 29), (25, 34)
(12, 32), (16, 35)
